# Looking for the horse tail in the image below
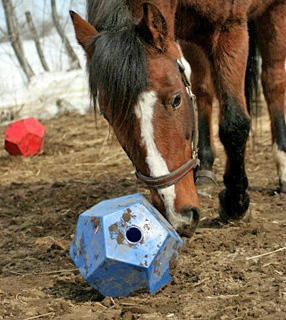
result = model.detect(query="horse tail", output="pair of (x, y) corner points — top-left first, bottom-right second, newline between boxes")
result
(245, 21), (260, 116)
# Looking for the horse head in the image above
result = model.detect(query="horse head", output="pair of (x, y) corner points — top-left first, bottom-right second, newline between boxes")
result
(70, 2), (200, 237)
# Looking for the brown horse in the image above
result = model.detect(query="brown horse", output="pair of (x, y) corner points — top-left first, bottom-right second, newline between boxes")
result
(70, 0), (286, 237)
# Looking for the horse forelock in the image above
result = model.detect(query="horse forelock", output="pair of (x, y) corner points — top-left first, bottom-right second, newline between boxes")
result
(87, 0), (148, 127)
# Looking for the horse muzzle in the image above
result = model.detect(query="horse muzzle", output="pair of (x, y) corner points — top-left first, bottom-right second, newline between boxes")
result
(167, 206), (200, 238)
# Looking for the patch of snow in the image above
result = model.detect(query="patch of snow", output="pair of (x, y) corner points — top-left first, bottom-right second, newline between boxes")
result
(0, 2), (90, 124)
(1, 69), (90, 123)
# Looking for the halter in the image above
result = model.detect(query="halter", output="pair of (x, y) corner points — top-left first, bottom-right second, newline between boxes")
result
(135, 59), (200, 189)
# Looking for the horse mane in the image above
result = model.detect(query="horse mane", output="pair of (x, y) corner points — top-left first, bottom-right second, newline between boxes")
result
(87, 0), (148, 125)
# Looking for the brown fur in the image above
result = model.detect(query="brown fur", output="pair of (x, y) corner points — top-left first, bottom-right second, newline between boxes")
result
(71, 0), (286, 233)
(176, 0), (286, 214)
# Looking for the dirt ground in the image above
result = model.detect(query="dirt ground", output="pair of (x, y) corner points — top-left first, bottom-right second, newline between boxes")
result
(1, 106), (285, 320)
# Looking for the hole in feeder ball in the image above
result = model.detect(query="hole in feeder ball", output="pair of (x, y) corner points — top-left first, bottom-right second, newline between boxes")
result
(125, 226), (142, 243)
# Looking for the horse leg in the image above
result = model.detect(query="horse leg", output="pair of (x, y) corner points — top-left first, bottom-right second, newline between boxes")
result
(207, 22), (251, 220)
(256, 2), (286, 193)
(180, 41), (216, 185)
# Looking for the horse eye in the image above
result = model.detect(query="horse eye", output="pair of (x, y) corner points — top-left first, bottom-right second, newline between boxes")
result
(171, 92), (182, 110)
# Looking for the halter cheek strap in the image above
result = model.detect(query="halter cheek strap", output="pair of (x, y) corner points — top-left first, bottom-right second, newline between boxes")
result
(135, 59), (200, 189)
(177, 58), (199, 160)
(177, 59), (217, 186)
(136, 158), (200, 189)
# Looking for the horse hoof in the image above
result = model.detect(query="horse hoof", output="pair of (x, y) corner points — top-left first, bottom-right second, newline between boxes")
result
(196, 183), (215, 196)
(219, 205), (252, 223)
(218, 189), (250, 221)
(196, 176), (214, 186)
(196, 170), (217, 196)
(195, 170), (217, 186)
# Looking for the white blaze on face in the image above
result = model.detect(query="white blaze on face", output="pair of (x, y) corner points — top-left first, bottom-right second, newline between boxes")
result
(134, 91), (179, 225)
(273, 143), (286, 185)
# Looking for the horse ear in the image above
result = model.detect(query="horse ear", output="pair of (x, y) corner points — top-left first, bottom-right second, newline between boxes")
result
(70, 11), (98, 52)
(137, 3), (168, 52)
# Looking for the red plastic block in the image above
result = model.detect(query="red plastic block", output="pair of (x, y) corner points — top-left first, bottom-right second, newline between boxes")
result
(4, 118), (45, 156)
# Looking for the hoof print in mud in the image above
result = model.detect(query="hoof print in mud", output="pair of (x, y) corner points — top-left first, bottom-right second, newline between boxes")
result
(218, 189), (250, 222)
(70, 193), (183, 297)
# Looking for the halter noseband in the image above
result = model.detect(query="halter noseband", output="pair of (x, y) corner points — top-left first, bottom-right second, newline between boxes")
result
(135, 59), (200, 189)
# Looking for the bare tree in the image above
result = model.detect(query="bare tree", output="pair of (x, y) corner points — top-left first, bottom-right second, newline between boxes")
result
(0, 26), (7, 43)
(0, 26), (7, 36)
(25, 11), (50, 72)
(51, 0), (81, 69)
(2, 0), (35, 81)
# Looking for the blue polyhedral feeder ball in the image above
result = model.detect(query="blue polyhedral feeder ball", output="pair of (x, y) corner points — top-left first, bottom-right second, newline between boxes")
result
(70, 193), (183, 297)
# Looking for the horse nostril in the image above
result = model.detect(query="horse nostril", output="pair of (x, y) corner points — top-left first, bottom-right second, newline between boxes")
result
(181, 206), (201, 223)
(175, 206), (201, 238)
